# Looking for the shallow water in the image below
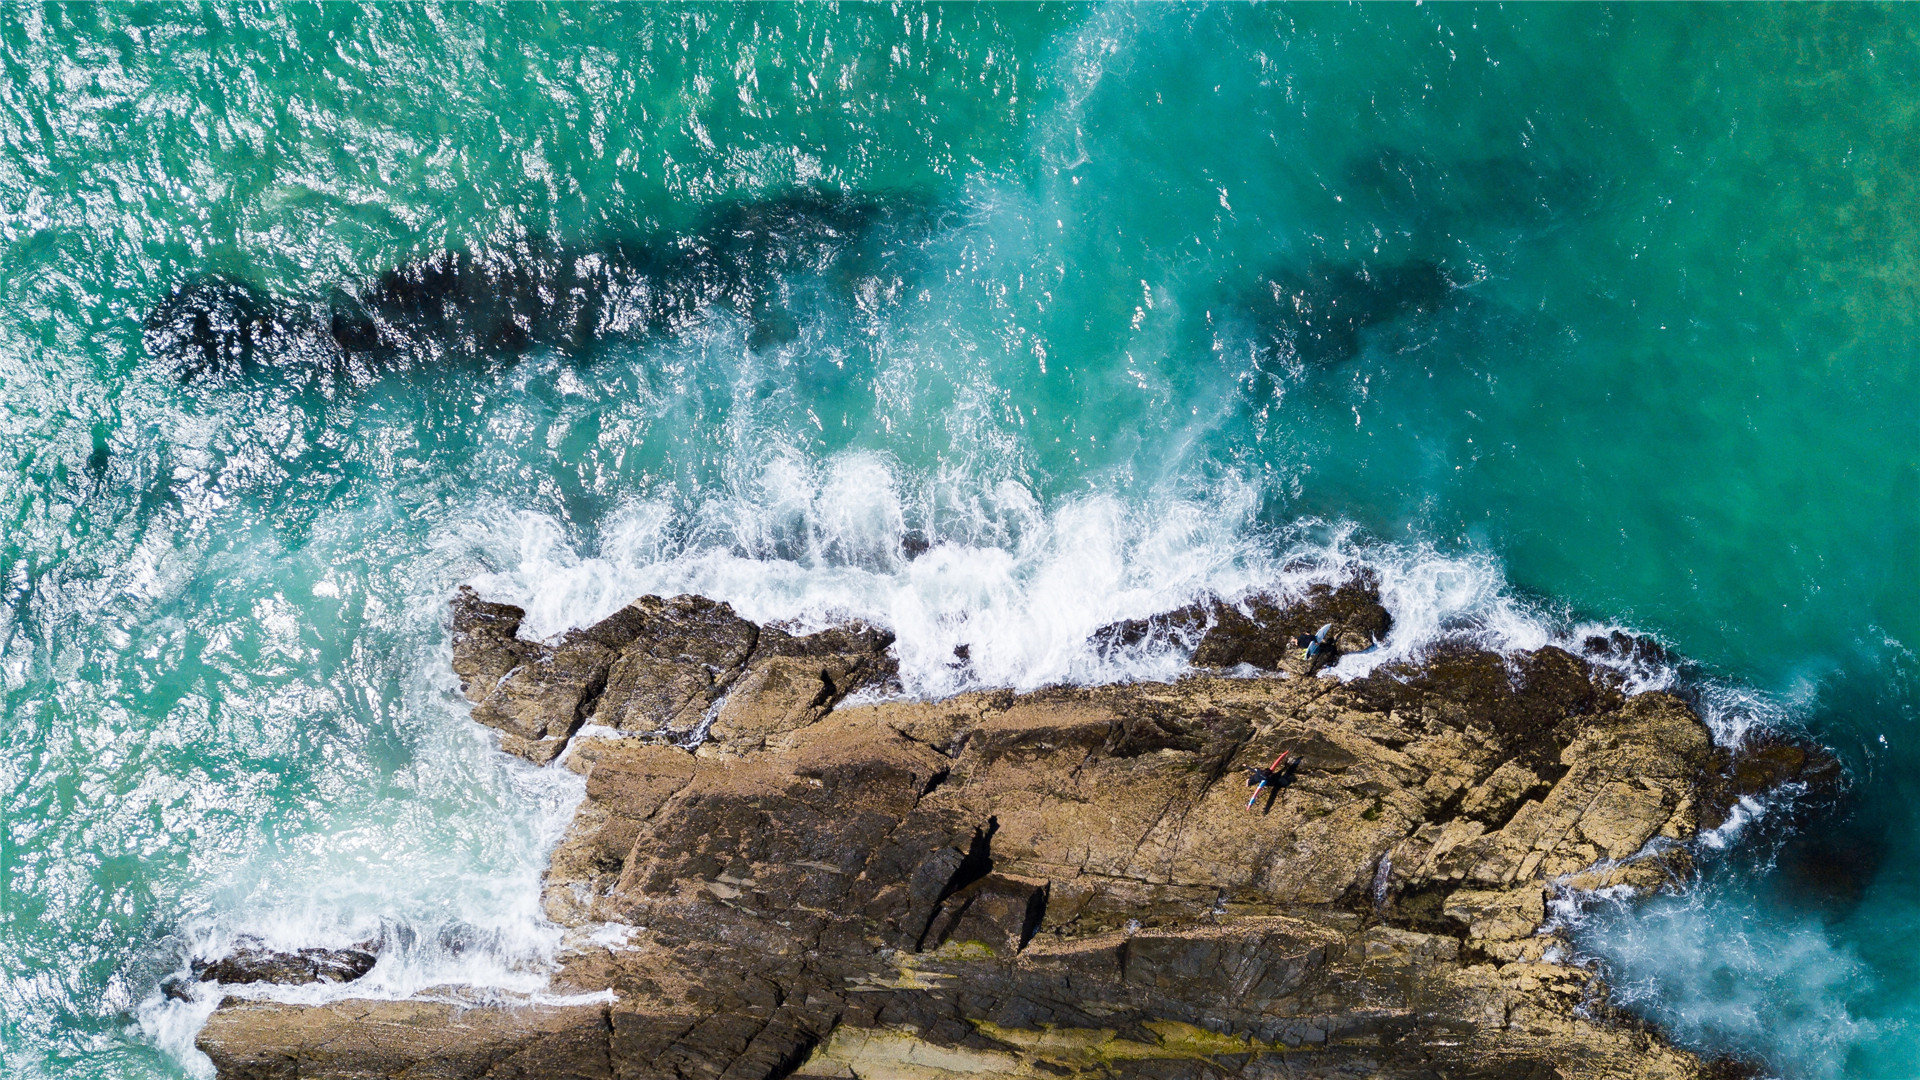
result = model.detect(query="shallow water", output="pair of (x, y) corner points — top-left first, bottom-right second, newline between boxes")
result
(0, 5), (1915, 1077)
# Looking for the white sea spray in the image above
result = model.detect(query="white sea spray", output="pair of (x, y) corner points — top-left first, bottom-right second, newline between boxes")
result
(450, 458), (1717, 708)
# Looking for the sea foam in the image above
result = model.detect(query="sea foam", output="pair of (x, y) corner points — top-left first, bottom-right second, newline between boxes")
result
(448, 451), (1710, 707)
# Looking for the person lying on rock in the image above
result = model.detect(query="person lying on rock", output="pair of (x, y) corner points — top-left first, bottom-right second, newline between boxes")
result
(1246, 751), (1292, 809)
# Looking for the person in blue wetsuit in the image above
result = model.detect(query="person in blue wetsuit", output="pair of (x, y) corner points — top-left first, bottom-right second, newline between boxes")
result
(1295, 622), (1335, 658)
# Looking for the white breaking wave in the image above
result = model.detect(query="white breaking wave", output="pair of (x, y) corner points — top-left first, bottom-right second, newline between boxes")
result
(134, 624), (591, 1077)
(442, 450), (1724, 711)
(1550, 879), (1877, 1079)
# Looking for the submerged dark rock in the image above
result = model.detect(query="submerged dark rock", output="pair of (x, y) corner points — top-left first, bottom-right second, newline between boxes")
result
(146, 190), (939, 383)
(1244, 258), (1455, 370)
(1696, 729), (1846, 832)
(1774, 813), (1883, 912)
(143, 275), (286, 383)
(198, 588), (1833, 1080)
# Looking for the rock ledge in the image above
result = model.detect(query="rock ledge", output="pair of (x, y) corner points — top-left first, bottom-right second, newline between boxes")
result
(197, 585), (1821, 1079)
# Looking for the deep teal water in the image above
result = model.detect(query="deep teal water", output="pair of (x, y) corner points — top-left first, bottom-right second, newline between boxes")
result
(0, 5), (1915, 1077)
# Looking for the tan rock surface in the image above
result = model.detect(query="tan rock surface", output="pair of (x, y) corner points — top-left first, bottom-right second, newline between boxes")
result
(200, 587), (1825, 1079)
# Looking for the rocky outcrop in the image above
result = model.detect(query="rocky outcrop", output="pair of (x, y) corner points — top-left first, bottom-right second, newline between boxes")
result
(192, 944), (379, 989)
(199, 585), (1826, 1079)
(1092, 578), (1392, 671)
(448, 588), (897, 763)
(165, 941), (379, 1001)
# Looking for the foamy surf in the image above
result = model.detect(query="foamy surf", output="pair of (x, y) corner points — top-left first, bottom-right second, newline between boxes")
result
(1552, 877), (1878, 1079)
(134, 650), (589, 1078)
(444, 454), (1725, 705)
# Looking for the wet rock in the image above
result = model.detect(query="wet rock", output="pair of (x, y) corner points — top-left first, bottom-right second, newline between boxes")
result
(706, 623), (899, 750)
(449, 592), (709, 754)
(1349, 643), (1622, 776)
(544, 742), (699, 925)
(1193, 579), (1393, 667)
(1090, 576), (1392, 672)
(198, 998), (610, 1080)
(1582, 628), (1674, 670)
(1087, 602), (1211, 660)
(450, 587), (899, 763)
(1696, 729), (1846, 830)
(191, 940), (377, 988)
(211, 590), (1837, 1080)
(449, 586), (658, 763)
(590, 595), (761, 736)
(755, 620), (896, 665)
(704, 655), (849, 747)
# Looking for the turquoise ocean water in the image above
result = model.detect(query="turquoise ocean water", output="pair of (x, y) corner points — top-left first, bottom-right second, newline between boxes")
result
(1, 5), (1915, 1077)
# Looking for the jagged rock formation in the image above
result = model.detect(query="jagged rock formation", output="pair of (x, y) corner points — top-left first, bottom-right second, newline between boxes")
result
(1092, 578), (1393, 670)
(164, 941), (378, 1002)
(448, 588), (897, 763)
(192, 944), (378, 989)
(197, 584), (1819, 1079)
